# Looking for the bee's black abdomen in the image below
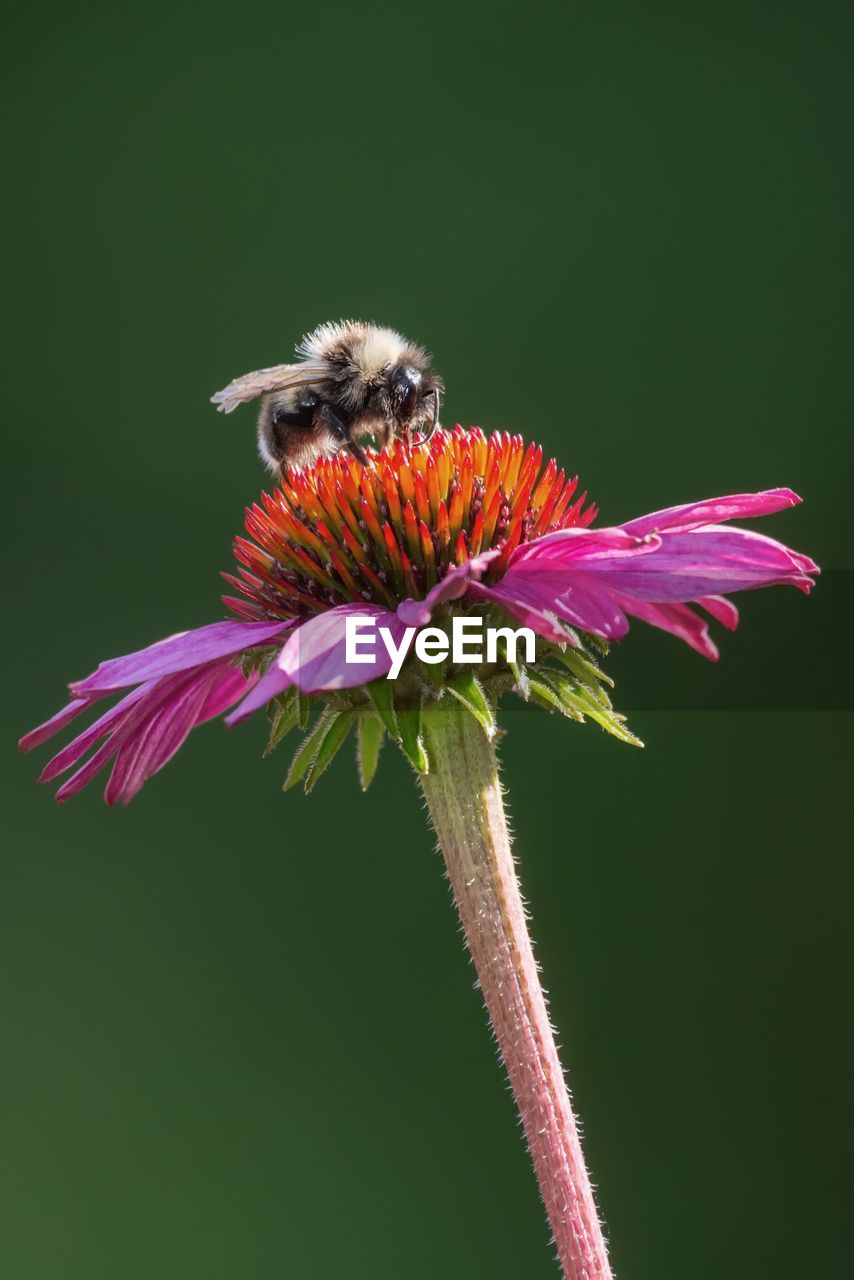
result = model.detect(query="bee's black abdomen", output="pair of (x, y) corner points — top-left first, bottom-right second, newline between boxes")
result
(266, 390), (319, 457)
(273, 390), (320, 429)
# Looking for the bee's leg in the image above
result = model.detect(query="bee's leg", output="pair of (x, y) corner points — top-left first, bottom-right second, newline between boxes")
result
(377, 418), (393, 450)
(317, 404), (368, 465)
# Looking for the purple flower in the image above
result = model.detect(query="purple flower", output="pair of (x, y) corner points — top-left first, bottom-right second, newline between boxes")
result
(20, 430), (817, 802)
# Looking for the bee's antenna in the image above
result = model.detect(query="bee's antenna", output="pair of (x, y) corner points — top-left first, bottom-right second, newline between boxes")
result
(427, 388), (441, 439)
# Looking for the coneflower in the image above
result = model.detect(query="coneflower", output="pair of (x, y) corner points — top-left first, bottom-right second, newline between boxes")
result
(20, 426), (817, 1279)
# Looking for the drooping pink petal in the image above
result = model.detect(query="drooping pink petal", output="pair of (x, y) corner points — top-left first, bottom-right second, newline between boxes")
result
(574, 526), (817, 601)
(474, 529), (667, 640)
(466, 581), (570, 644)
(547, 578), (633, 637)
(280, 604), (410, 693)
(71, 619), (292, 696)
(38, 683), (154, 783)
(470, 573), (632, 642)
(785, 547), (821, 574)
(397, 551), (498, 626)
(196, 664), (259, 722)
(620, 489), (802, 536)
(112, 660), (261, 798)
(51, 671), (206, 802)
(104, 670), (220, 806)
(19, 697), (95, 753)
(697, 595), (739, 630)
(611, 594), (721, 660)
(468, 490), (816, 656)
(225, 660), (293, 726)
(54, 729), (133, 804)
(47, 661), (256, 804)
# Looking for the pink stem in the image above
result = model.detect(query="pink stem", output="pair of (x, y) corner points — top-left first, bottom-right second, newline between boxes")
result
(420, 703), (612, 1279)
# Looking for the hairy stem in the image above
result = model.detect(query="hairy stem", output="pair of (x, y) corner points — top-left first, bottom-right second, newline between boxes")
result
(419, 703), (612, 1280)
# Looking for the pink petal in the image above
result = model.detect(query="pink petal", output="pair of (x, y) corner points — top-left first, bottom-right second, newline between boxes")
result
(54, 732), (130, 804)
(786, 548), (821, 574)
(19, 697), (94, 753)
(511, 526), (658, 563)
(621, 489), (802, 537)
(51, 661), (255, 805)
(104, 671), (218, 806)
(573, 526), (817, 602)
(197, 664), (259, 722)
(38, 684), (154, 783)
(52, 673), (201, 801)
(467, 582), (571, 644)
(612, 594), (720, 660)
(478, 528), (664, 639)
(470, 573), (631, 641)
(698, 595), (739, 630)
(225, 660), (293, 726)
(71, 619), (292, 695)
(397, 551), (498, 626)
(279, 605), (408, 693)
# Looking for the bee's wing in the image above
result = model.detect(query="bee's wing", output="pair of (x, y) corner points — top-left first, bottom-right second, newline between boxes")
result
(210, 359), (329, 414)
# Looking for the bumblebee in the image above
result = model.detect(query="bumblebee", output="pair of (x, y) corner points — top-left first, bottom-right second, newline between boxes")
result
(212, 320), (443, 474)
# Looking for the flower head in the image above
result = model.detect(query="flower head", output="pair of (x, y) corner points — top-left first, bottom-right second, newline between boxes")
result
(20, 427), (818, 803)
(224, 426), (597, 620)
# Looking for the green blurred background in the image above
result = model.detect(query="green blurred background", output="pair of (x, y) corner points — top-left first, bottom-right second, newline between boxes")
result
(2, 2), (852, 1276)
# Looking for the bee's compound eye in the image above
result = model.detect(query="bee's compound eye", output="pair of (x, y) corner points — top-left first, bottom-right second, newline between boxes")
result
(391, 365), (423, 423)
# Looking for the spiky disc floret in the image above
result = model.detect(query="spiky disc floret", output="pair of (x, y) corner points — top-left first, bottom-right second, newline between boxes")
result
(223, 426), (597, 621)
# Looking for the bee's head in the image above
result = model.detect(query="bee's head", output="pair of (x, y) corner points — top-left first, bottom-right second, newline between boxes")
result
(389, 362), (442, 438)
